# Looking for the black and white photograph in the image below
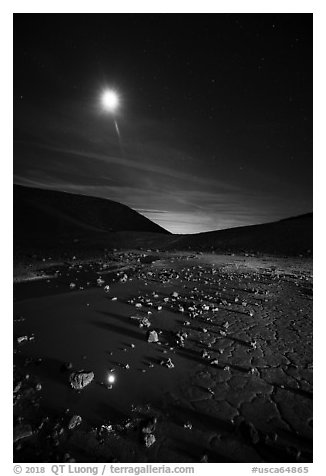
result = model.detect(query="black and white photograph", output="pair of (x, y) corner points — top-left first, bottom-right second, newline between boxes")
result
(12, 9), (313, 466)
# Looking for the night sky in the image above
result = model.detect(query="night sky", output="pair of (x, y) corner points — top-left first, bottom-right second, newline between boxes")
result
(14, 13), (312, 234)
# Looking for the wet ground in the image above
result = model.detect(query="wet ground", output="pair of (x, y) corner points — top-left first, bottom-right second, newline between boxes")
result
(13, 251), (313, 463)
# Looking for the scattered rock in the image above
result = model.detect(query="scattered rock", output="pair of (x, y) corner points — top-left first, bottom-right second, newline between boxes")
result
(249, 367), (259, 376)
(13, 381), (22, 393)
(139, 317), (151, 328)
(250, 340), (257, 350)
(147, 330), (159, 343)
(17, 336), (28, 344)
(69, 371), (94, 390)
(176, 331), (187, 347)
(68, 415), (82, 430)
(144, 433), (156, 448)
(161, 358), (174, 369)
(202, 350), (210, 359)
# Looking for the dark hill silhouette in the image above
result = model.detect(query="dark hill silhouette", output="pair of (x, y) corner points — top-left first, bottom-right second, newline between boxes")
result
(14, 184), (170, 237)
(13, 185), (312, 257)
(169, 213), (313, 256)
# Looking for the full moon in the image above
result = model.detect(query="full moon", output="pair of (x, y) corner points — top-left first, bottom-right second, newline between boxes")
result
(101, 90), (119, 112)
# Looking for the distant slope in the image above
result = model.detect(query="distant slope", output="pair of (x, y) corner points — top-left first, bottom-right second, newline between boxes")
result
(168, 213), (313, 256)
(14, 185), (312, 257)
(14, 184), (170, 237)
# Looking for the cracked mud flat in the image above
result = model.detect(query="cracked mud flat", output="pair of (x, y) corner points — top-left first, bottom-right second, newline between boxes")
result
(13, 251), (312, 463)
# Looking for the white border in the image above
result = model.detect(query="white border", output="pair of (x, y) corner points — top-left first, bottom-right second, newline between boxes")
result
(2, 2), (323, 474)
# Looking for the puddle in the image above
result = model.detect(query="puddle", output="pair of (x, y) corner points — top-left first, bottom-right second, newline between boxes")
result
(14, 283), (194, 426)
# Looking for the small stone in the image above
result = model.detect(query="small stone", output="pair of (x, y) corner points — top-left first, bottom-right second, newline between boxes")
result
(249, 367), (259, 376)
(184, 421), (192, 430)
(147, 330), (159, 343)
(210, 359), (219, 366)
(97, 277), (105, 286)
(68, 415), (82, 430)
(17, 336), (28, 344)
(69, 282), (76, 289)
(171, 291), (179, 298)
(35, 383), (42, 391)
(104, 285), (110, 293)
(201, 350), (210, 359)
(161, 358), (174, 369)
(139, 317), (151, 328)
(69, 371), (94, 390)
(13, 382), (22, 393)
(144, 433), (156, 448)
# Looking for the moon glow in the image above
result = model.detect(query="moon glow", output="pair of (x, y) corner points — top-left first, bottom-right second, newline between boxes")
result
(101, 90), (119, 112)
